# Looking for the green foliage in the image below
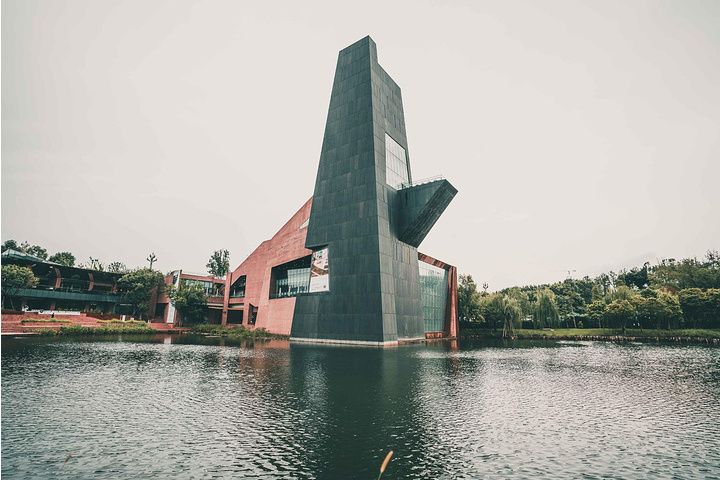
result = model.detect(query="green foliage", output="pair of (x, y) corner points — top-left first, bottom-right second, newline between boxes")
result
(20, 318), (71, 324)
(48, 251), (76, 266)
(54, 324), (154, 335)
(617, 263), (649, 289)
(24, 244), (48, 260)
(480, 294), (522, 332)
(207, 249), (230, 278)
(1, 239), (19, 252)
(678, 288), (720, 328)
(637, 292), (682, 329)
(649, 251), (720, 290)
(458, 274), (483, 322)
(107, 262), (128, 273)
(1, 265), (39, 309)
(504, 287), (532, 317)
(2, 239), (48, 259)
(513, 328), (720, 340)
(189, 324), (278, 339)
(586, 301), (606, 328)
(117, 269), (165, 319)
(167, 282), (208, 325)
(533, 288), (560, 328)
(607, 285), (640, 303)
(82, 257), (104, 271)
(603, 300), (637, 330)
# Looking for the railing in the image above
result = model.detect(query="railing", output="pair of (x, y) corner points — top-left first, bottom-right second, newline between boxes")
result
(15, 288), (119, 303)
(398, 175), (444, 190)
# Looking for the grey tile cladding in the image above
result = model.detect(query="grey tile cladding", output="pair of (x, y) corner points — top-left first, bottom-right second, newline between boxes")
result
(291, 36), (457, 344)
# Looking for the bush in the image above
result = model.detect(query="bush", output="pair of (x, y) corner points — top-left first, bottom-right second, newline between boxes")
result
(189, 323), (279, 339)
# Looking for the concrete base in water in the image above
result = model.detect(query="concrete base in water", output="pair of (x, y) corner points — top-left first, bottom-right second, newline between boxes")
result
(290, 336), (433, 347)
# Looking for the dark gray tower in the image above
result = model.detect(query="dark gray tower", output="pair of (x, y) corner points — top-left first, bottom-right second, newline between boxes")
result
(291, 37), (457, 345)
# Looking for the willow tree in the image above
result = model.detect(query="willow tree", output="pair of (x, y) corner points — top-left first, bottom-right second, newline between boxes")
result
(533, 288), (560, 329)
(501, 295), (522, 339)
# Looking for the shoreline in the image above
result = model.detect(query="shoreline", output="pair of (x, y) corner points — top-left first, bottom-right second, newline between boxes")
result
(460, 328), (720, 345)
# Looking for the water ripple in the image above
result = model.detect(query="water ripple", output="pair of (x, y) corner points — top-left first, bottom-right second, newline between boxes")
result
(2, 336), (719, 479)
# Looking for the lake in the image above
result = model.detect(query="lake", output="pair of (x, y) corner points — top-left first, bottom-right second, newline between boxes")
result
(2, 335), (719, 479)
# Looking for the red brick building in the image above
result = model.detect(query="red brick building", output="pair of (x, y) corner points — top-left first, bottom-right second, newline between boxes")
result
(155, 196), (458, 339)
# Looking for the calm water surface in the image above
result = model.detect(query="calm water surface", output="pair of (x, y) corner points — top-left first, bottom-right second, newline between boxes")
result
(2, 335), (719, 479)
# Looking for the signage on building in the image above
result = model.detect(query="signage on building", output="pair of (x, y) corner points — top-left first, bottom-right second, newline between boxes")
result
(308, 248), (329, 292)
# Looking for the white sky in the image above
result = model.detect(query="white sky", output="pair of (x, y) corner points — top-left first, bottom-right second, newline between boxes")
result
(2, 0), (719, 290)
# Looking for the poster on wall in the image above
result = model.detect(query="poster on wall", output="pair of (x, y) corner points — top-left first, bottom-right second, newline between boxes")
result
(308, 248), (330, 292)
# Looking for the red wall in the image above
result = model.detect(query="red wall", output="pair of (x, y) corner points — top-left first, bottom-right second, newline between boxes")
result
(224, 197), (313, 335)
(162, 196), (458, 339)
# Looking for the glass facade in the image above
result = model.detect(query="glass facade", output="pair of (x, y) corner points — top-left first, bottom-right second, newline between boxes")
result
(183, 279), (222, 296)
(419, 262), (448, 333)
(270, 256), (312, 299)
(230, 275), (246, 298)
(385, 133), (409, 189)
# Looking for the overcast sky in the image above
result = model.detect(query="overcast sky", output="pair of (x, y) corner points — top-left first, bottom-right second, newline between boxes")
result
(2, 0), (719, 289)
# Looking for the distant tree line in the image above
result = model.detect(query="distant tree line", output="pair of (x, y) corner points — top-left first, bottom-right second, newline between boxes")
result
(459, 251), (720, 331)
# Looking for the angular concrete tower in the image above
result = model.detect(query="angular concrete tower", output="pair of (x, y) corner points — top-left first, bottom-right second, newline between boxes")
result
(291, 37), (457, 345)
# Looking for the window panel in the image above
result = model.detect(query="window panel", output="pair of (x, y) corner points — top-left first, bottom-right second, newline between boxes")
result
(385, 133), (409, 189)
(419, 262), (448, 333)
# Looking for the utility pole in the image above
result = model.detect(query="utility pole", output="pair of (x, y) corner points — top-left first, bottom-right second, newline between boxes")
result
(147, 252), (157, 270)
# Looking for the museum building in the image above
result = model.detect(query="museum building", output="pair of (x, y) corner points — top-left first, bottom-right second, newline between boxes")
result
(158, 37), (459, 345)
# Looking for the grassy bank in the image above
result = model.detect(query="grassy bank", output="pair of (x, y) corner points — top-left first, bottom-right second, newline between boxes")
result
(460, 327), (720, 343)
(37, 324), (155, 335)
(188, 324), (287, 340)
(513, 328), (720, 339)
(20, 318), (71, 324)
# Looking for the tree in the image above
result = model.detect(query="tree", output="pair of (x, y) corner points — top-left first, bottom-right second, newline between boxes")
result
(618, 263), (649, 290)
(503, 287), (532, 318)
(207, 249), (230, 278)
(25, 245), (48, 260)
(479, 294), (504, 331)
(607, 285), (640, 303)
(678, 288), (705, 328)
(147, 252), (157, 270)
(107, 262), (128, 273)
(480, 294), (522, 333)
(603, 299), (636, 333)
(2, 240), (48, 259)
(48, 251), (76, 267)
(1, 240), (19, 252)
(533, 288), (560, 328)
(637, 291), (681, 330)
(500, 295), (522, 338)
(678, 288), (720, 328)
(81, 257), (104, 271)
(1, 265), (38, 310)
(458, 274), (483, 322)
(117, 269), (165, 319)
(705, 289), (720, 329)
(586, 300), (606, 328)
(167, 282), (207, 326)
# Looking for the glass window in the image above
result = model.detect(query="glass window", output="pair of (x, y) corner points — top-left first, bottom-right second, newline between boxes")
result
(230, 275), (246, 298)
(270, 256), (312, 299)
(385, 133), (409, 189)
(183, 279), (217, 296)
(419, 262), (448, 333)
